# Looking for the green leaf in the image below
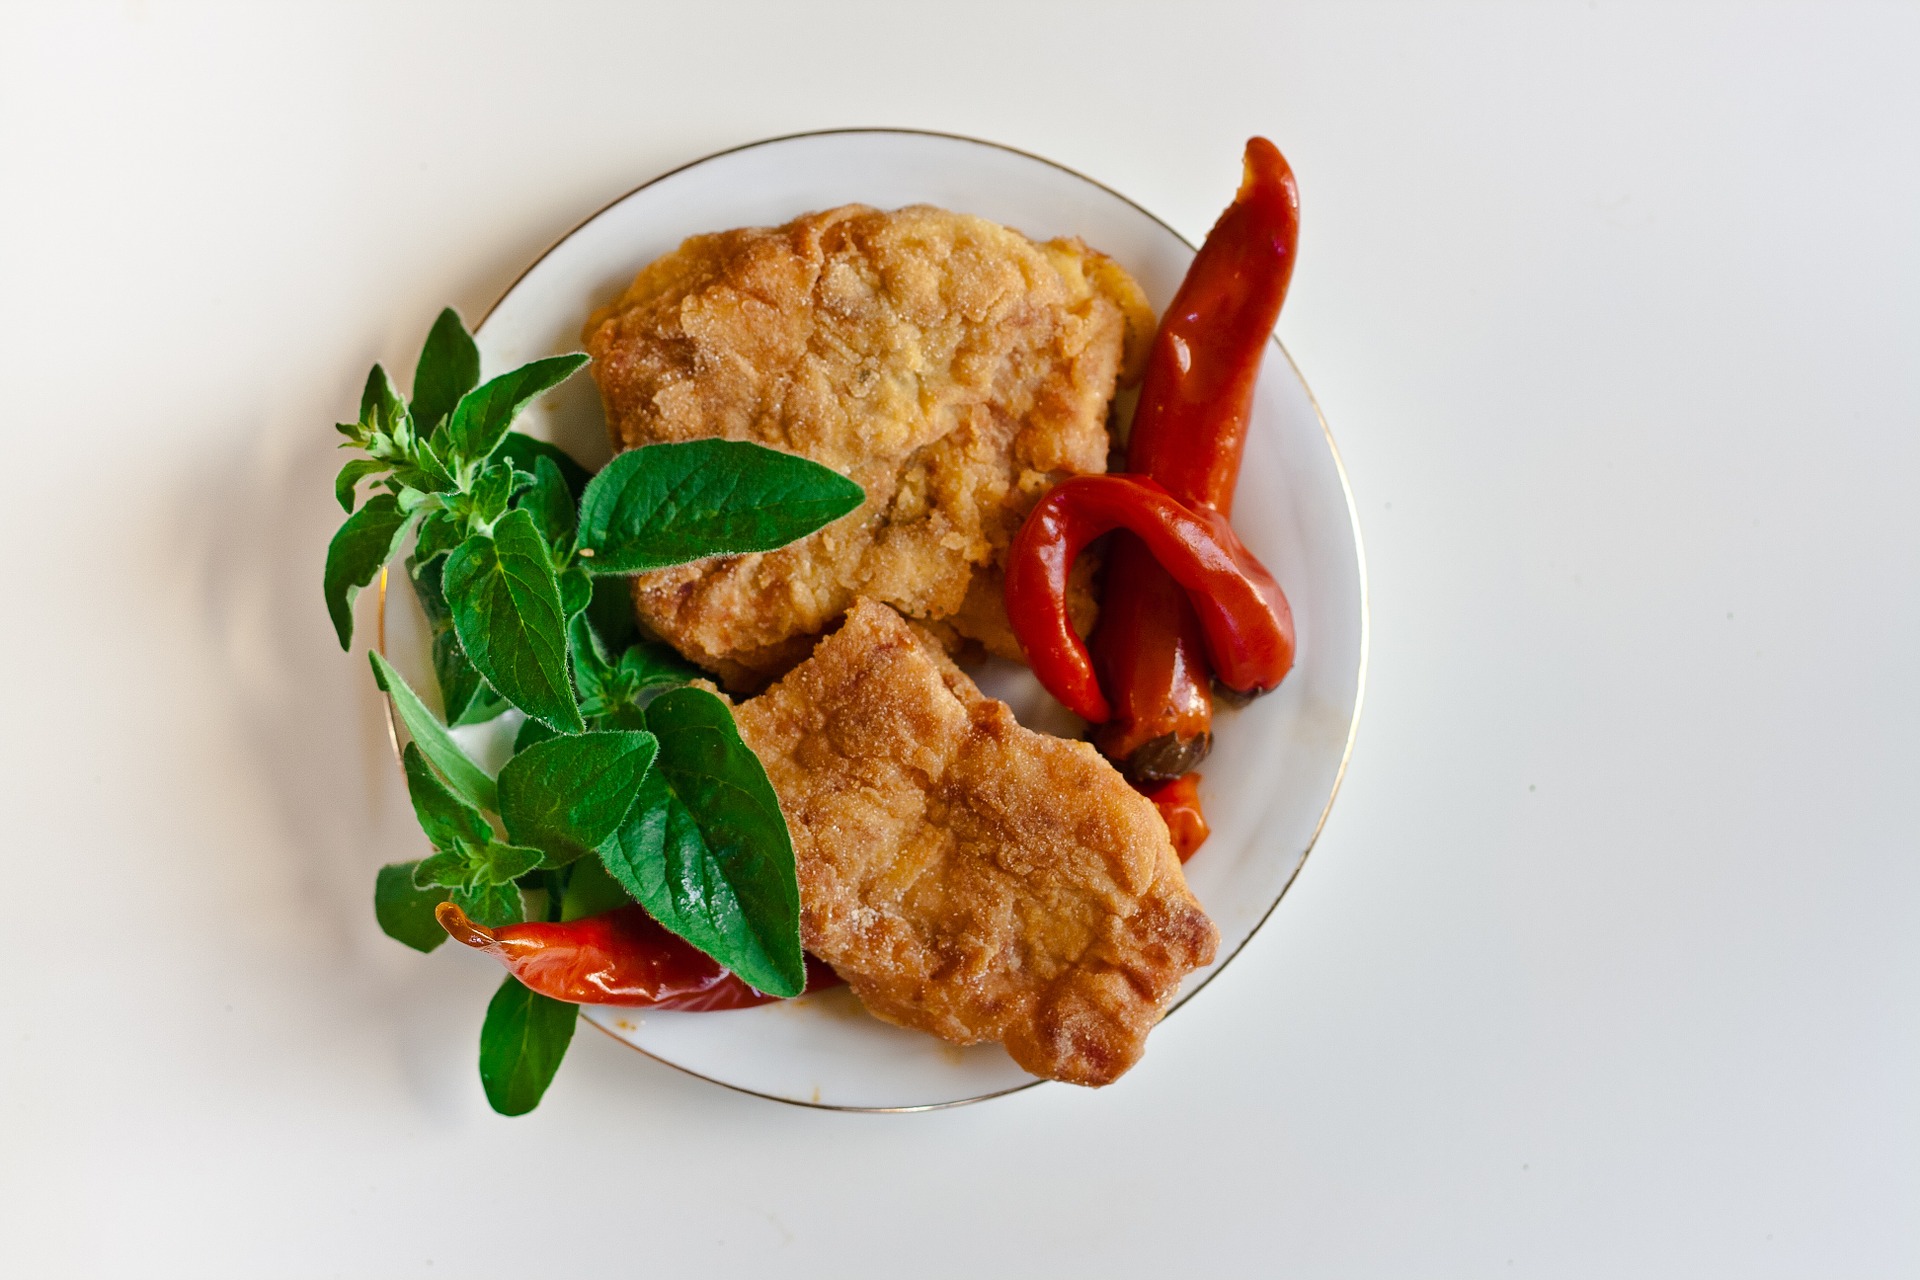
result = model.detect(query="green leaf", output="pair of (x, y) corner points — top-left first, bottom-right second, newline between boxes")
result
(402, 743), (492, 850)
(443, 354), (589, 472)
(600, 686), (803, 997)
(575, 440), (864, 574)
(409, 555), (507, 727)
(391, 439), (457, 495)
(374, 862), (447, 953)
(478, 976), (576, 1117)
(411, 308), (481, 438)
(498, 730), (657, 867)
(497, 432), (591, 500)
(414, 849), (471, 890)
(453, 879), (525, 928)
(443, 509), (584, 733)
(368, 651), (499, 812)
(361, 363), (403, 423)
(334, 458), (388, 513)
(519, 455), (577, 552)
(619, 637), (700, 687)
(560, 856), (633, 921)
(324, 493), (416, 649)
(558, 565), (591, 621)
(411, 509), (463, 570)
(571, 616), (693, 728)
(474, 841), (543, 885)
(584, 573), (638, 654)
(514, 716), (558, 754)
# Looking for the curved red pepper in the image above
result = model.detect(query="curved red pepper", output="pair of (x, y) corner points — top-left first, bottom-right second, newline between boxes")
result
(436, 902), (841, 1011)
(1005, 474), (1293, 725)
(1089, 137), (1301, 776)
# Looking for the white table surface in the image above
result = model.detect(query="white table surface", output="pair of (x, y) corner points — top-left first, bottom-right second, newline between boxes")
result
(3, 3), (1915, 1276)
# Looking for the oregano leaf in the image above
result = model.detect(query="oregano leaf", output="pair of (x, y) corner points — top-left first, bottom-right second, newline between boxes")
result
(575, 440), (863, 574)
(443, 509), (584, 733)
(478, 976), (575, 1117)
(334, 458), (388, 513)
(498, 730), (657, 867)
(401, 743), (493, 851)
(442, 354), (589, 472)
(323, 493), (416, 649)
(598, 686), (803, 997)
(368, 651), (498, 812)
(410, 307), (481, 438)
(374, 862), (447, 953)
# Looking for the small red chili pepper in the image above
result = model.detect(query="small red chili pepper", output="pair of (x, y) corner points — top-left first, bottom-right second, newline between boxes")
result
(1089, 137), (1301, 778)
(435, 902), (840, 1011)
(1005, 473), (1293, 725)
(1142, 772), (1209, 862)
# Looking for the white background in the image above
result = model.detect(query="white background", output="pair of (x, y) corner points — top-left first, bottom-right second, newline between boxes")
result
(3, 2), (1915, 1276)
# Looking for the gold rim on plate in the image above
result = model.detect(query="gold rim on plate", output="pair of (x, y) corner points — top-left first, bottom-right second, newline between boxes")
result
(372, 127), (1370, 1113)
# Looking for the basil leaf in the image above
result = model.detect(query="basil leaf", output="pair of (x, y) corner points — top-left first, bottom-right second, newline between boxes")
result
(334, 458), (387, 513)
(368, 651), (499, 812)
(409, 555), (507, 727)
(402, 743), (492, 851)
(324, 493), (416, 649)
(478, 976), (576, 1117)
(443, 509), (584, 733)
(453, 880), (525, 928)
(600, 686), (803, 997)
(374, 861), (447, 953)
(519, 455), (577, 552)
(497, 432), (590, 500)
(442, 354), (589, 471)
(576, 440), (864, 574)
(561, 856), (633, 921)
(410, 307), (481, 438)
(498, 730), (657, 867)
(361, 363), (403, 423)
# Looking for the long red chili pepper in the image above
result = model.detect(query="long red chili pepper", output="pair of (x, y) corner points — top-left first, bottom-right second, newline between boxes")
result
(1005, 473), (1293, 724)
(436, 902), (840, 1011)
(1090, 137), (1301, 778)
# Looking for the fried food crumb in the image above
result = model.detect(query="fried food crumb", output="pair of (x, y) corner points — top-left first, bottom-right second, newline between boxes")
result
(732, 600), (1218, 1085)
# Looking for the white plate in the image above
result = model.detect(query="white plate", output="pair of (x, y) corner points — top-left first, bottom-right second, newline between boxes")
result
(383, 129), (1367, 1110)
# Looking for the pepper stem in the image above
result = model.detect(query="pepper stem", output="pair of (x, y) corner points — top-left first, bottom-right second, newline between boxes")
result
(435, 901), (497, 949)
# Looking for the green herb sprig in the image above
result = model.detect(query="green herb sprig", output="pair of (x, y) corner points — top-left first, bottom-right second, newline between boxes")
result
(329, 308), (863, 1115)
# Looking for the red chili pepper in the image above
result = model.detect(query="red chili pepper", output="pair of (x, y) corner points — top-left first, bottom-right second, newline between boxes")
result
(1142, 772), (1209, 862)
(1089, 137), (1301, 777)
(1005, 473), (1293, 724)
(435, 902), (841, 1011)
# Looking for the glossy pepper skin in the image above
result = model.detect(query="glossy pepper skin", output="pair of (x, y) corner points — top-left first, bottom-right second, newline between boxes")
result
(1142, 772), (1209, 862)
(436, 902), (840, 1011)
(1005, 473), (1294, 725)
(1091, 137), (1301, 777)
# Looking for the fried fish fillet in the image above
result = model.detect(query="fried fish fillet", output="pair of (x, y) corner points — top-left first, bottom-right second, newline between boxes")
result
(584, 204), (1152, 688)
(732, 600), (1218, 1085)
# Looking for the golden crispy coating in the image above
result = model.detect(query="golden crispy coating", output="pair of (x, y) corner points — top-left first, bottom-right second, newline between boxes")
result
(732, 600), (1218, 1085)
(584, 204), (1153, 687)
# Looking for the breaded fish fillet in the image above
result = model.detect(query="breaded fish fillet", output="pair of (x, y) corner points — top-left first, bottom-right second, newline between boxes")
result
(584, 204), (1152, 688)
(732, 600), (1218, 1085)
